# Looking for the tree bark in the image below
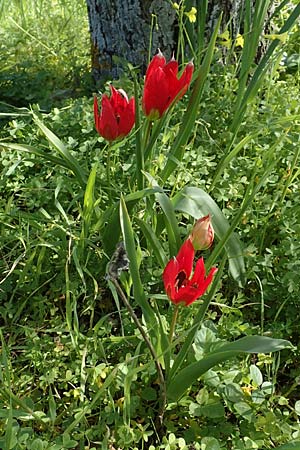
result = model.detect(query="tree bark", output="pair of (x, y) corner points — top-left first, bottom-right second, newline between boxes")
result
(86, 0), (273, 82)
(86, 0), (176, 82)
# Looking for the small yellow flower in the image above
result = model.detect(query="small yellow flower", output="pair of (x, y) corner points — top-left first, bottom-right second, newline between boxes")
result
(185, 7), (197, 23)
(241, 385), (254, 396)
(218, 30), (232, 49)
(235, 33), (244, 48)
(264, 32), (288, 42)
(172, 2), (180, 10)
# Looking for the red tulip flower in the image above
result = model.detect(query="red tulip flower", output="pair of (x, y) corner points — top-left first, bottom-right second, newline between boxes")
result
(142, 50), (194, 120)
(163, 238), (217, 306)
(94, 86), (135, 141)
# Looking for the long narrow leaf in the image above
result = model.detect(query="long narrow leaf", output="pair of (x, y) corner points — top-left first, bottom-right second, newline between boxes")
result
(136, 218), (168, 269)
(79, 164), (98, 253)
(119, 195), (156, 326)
(0, 142), (70, 169)
(167, 335), (292, 402)
(133, 73), (144, 190)
(34, 115), (87, 187)
(144, 173), (181, 256)
(102, 187), (164, 257)
(231, 3), (300, 133)
(161, 14), (222, 182)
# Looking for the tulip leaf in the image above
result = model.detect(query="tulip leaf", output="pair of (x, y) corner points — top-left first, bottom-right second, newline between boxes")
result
(102, 187), (164, 257)
(0, 142), (71, 171)
(144, 173), (181, 256)
(273, 442), (300, 450)
(133, 72), (144, 190)
(79, 163), (98, 254)
(167, 336), (293, 402)
(119, 195), (156, 327)
(172, 186), (245, 285)
(136, 218), (168, 269)
(33, 115), (87, 188)
(161, 14), (222, 182)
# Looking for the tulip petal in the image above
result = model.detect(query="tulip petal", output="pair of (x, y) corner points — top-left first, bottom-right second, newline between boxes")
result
(162, 238), (217, 307)
(118, 96), (135, 136)
(175, 238), (194, 278)
(143, 52), (193, 119)
(99, 94), (119, 141)
(145, 51), (166, 79)
(94, 86), (135, 141)
(163, 257), (180, 300)
(173, 61), (194, 100)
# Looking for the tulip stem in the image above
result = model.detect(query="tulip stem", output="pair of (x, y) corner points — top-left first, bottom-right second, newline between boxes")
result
(143, 118), (153, 164)
(106, 143), (112, 202)
(109, 276), (167, 428)
(169, 304), (180, 344)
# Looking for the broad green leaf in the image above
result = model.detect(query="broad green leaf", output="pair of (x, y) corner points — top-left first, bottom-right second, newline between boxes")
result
(200, 436), (221, 450)
(172, 186), (245, 284)
(167, 335), (292, 402)
(250, 364), (263, 387)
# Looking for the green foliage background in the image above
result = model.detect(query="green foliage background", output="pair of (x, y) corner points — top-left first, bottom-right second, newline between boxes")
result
(0, 0), (300, 449)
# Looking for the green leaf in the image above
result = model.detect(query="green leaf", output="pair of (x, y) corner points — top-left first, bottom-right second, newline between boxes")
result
(250, 364), (263, 387)
(191, 401), (225, 418)
(144, 173), (181, 256)
(119, 195), (156, 326)
(79, 163), (98, 253)
(233, 401), (254, 421)
(161, 14), (222, 182)
(0, 142), (70, 169)
(167, 335), (292, 402)
(102, 187), (163, 257)
(33, 114), (87, 188)
(172, 186), (245, 284)
(295, 400), (300, 416)
(136, 218), (168, 268)
(273, 442), (300, 450)
(201, 436), (221, 450)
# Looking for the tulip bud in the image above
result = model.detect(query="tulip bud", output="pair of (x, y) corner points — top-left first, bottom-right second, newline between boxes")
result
(189, 215), (214, 251)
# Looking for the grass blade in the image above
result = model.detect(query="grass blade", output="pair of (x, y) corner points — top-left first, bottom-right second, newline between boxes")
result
(33, 114), (87, 187)
(161, 14), (222, 182)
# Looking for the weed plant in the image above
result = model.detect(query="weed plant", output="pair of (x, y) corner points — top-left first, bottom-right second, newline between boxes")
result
(0, 1), (300, 449)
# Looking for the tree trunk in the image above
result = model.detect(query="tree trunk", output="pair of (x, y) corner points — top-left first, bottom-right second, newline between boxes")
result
(86, 0), (272, 82)
(86, 0), (176, 82)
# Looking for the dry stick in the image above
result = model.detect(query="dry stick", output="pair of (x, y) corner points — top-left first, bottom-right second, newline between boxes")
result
(110, 277), (167, 427)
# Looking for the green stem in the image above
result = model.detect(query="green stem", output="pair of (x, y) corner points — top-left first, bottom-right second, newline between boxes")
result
(110, 277), (166, 426)
(133, 73), (144, 190)
(143, 118), (153, 162)
(169, 304), (180, 344)
(106, 143), (112, 202)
